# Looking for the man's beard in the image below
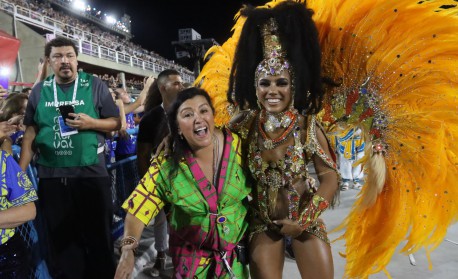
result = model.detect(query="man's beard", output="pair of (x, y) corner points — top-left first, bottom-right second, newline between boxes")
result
(57, 68), (76, 83)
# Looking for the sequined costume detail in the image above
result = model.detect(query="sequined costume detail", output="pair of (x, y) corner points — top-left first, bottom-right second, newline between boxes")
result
(244, 112), (337, 242)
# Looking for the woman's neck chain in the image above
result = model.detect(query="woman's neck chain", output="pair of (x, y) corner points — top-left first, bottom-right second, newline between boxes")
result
(212, 133), (220, 186)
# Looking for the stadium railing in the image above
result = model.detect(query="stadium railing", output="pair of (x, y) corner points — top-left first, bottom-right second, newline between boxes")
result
(0, 0), (194, 83)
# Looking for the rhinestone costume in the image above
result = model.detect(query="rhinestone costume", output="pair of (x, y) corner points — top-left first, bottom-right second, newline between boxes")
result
(232, 111), (337, 242)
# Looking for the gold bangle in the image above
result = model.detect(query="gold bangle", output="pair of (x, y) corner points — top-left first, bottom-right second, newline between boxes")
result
(317, 169), (335, 176)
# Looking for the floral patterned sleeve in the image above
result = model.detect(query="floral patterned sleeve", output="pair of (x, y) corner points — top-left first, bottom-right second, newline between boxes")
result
(4, 151), (38, 207)
(122, 155), (166, 226)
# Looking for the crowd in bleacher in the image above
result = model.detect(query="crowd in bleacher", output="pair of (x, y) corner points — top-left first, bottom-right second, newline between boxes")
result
(49, 0), (131, 33)
(97, 73), (144, 91)
(3, 0), (193, 76)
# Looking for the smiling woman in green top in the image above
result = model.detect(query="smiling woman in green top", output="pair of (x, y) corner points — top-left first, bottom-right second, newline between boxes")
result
(115, 87), (251, 279)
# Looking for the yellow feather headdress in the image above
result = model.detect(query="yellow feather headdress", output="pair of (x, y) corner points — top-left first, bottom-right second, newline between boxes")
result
(196, 0), (458, 277)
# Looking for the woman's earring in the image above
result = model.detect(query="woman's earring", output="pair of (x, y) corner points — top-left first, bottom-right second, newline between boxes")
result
(289, 98), (295, 110)
(289, 83), (296, 110)
(179, 133), (184, 140)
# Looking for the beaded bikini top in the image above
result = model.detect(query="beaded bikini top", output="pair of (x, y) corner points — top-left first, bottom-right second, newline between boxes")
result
(230, 110), (338, 220)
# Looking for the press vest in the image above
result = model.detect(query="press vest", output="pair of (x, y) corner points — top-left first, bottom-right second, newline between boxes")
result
(34, 72), (99, 167)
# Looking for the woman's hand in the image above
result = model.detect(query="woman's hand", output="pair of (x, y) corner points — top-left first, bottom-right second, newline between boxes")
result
(114, 248), (136, 279)
(0, 121), (18, 139)
(273, 219), (305, 239)
(143, 76), (155, 91)
(7, 115), (25, 133)
(8, 115), (24, 125)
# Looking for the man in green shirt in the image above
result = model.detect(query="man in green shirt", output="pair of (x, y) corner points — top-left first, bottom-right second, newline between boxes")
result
(19, 37), (120, 279)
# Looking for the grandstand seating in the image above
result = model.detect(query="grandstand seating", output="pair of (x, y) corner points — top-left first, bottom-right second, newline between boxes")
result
(0, 0), (194, 83)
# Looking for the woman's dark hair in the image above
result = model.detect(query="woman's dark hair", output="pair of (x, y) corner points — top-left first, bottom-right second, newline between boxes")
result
(228, 1), (324, 114)
(167, 87), (215, 170)
(144, 69), (181, 112)
(143, 79), (161, 112)
(0, 93), (28, 121)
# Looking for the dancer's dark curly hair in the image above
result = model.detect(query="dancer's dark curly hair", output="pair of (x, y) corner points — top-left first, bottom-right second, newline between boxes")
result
(228, 1), (323, 114)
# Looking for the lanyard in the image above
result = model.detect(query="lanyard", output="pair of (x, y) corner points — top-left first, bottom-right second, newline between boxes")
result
(53, 74), (79, 107)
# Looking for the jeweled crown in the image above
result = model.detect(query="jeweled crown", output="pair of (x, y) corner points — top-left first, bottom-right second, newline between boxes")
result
(255, 17), (290, 83)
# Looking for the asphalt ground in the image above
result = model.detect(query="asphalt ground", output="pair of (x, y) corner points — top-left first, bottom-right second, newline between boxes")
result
(116, 187), (458, 278)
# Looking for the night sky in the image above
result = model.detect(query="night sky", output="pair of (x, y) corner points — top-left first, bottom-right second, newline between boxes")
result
(91, 0), (266, 61)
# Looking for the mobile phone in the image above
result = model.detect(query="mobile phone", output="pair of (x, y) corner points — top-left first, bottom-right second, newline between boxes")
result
(59, 105), (75, 120)
(39, 57), (44, 64)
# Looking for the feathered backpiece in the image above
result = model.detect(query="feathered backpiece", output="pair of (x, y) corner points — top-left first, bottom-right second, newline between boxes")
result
(193, 6), (249, 126)
(196, 0), (458, 278)
(312, 0), (458, 277)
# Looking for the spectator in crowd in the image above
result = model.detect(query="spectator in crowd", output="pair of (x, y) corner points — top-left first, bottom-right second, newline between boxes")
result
(115, 88), (251, 279)
(0, 147), (38, 279)
(136, 69), (183, 277)
(0, 85), (8, 111)
(330, 123), (365, 191)
(0, 83), (37, 278)
(0, 86), (19, 139)
(137, 69), (183, 174)
(19, 37), (120, 279)
(111, 79), (151, 218)
(113, 88), (139, 162)
(102, 87), (117, 164)
(0, 93), (28, 120)
(0, 93), (28, 147)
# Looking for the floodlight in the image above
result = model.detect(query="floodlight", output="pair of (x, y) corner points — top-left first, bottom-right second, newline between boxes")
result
(106, 16), (116, 25)
(0, 67), (10, 77)
(72, 0), (86, 11)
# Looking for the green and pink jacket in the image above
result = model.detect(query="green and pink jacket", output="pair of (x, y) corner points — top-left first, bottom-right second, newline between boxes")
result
(123, 130), (250, 278)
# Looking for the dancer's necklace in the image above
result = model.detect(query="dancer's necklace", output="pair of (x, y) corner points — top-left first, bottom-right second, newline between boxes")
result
(261, 109), (296, 132)
(258, 110), (298, 150)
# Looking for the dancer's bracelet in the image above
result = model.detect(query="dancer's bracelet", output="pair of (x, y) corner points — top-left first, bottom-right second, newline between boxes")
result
(298, 194), (329, 230)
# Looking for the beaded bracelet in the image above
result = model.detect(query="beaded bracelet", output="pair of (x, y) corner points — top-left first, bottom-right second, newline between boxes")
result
(119, 236), (139, 254)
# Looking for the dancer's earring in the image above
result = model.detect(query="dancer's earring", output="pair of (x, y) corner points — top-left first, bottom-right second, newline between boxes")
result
(288, 74), (296, 110)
